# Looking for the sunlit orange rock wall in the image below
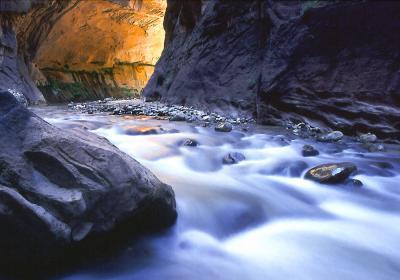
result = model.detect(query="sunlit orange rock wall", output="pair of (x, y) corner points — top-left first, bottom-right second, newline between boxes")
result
(23, 0), (166, 102)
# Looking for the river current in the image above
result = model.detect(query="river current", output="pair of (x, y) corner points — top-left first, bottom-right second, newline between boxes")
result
(33, 106), (400, 280)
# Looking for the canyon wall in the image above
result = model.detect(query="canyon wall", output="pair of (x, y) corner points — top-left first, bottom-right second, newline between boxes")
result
(0, 0), (48, 104)
(144, 0), (400, 139)
(1, 0), (166, 103)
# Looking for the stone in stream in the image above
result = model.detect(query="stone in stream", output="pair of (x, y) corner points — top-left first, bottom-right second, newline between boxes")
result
(365, 143), (385, 152)
(346, 179), (363, 187)
(112, 108), (121, 115)
(305, 162), (357, 184)
(317, 131), (344, 142)
(169, 113), (187, 121)
(215, 122), (233, 132)
(302, 145), (319, 157)
(181, 139), (198, 147)
(359, 132), (377, 143)
(222, 152), (245, 164)
(0, 91), (177, 270)
(370, 162), (394, 169)
(123, 125), (160, 135)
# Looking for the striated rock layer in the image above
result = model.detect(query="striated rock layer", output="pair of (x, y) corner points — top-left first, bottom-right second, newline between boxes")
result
(1, 0), (166, 103)
(144, 0), (400, 139)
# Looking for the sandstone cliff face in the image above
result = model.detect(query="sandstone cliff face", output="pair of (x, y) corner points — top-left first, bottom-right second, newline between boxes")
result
(1, 0), (166, 103)
(144, 0), (400, 139)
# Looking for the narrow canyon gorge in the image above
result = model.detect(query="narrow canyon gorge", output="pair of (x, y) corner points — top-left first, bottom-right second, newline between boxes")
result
(1, 1), (400, 279)
(1, 0), (166, 103)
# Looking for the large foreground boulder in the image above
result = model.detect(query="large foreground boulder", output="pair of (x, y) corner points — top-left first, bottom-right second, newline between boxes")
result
(0, 90), (177, 274)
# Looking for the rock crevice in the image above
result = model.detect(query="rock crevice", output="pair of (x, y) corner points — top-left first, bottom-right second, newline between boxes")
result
(144, 0), (400, 138)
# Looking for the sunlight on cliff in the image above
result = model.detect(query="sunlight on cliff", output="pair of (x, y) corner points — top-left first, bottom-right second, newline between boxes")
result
(31, 0), (166, 102)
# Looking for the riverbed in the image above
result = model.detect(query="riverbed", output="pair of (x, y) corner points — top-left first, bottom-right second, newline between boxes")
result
(32, 105), (400, 280)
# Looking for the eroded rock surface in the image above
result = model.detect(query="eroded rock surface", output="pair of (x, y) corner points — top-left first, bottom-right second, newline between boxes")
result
(144, 0), (400, 139)
(1, 0), (166, 103)
(0, 90), (177, 272)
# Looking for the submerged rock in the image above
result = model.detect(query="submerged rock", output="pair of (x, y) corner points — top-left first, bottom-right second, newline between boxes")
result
(317, 131), (344, 142)
(261, 161), (308, 177)
(365, 143), (385, 152)
(222, 152), (245, 165)
(302, 145), (319, 157)
(169, 114), (187, 121)
(181, 139), (198, 147)
(359, 133), (377, 143)
(0, 91), (177, 269)
(370, 162), (394, 169)
(346, 179), (363, 187)
(123, 125), (160, 135)
(305, 162), (357, 184)
(215, 122), (233, 132)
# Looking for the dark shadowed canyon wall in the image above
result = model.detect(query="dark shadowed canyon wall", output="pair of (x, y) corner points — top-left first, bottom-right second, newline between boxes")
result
(0, 0), (48, 104)
(144, 0), (400, 138)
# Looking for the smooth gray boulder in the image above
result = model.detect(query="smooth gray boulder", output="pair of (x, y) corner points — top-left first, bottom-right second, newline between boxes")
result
(0, 90), (177, 272)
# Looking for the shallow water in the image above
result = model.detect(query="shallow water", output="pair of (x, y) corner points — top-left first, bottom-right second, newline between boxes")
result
(33, 106), (400, 280)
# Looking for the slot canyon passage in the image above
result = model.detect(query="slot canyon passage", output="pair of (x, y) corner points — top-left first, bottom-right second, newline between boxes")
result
(1, 0), (400, 279)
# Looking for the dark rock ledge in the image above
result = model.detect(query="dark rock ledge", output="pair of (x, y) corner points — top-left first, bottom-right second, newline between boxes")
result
(0, 90), (177, 277)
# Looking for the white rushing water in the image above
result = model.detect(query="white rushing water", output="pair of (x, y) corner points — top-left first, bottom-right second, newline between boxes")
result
(34, 107), (400, 280)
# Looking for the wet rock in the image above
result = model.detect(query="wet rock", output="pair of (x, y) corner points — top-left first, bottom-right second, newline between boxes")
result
(305, 162), (357, 184)
(169, 114), (186, 122)
(215, 122), (233, 132)
(112, 108), (121, 115)
(144, 1), (400, 140)
(302, 145), (319, 157)
(346, 179), (363, 187)
(202, 115), (211, 121)
(123, 125), (160, 135)
(8, 88), (28, 107)
(181, 139), (198, 147)
(365, 143), (385, 152)
(359, 133), (377, 143)
(370, 162), (394, 169)
(0, 91), (177, 268)
(317, 131), (344, 142)
(222, 152), (246, 165)
(167, 128), (180, 134)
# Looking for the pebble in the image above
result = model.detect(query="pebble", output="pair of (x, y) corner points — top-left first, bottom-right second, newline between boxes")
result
(317, 131), (344, 142)
(359, 133), (377, 143)
(215, 122), (233, 132)
(222, 152), (246, 164)
(346, 179), (363, 187)
(181, 139), (198, 147)
(69, 99), (255, 129)
(302, 145), (319, 157)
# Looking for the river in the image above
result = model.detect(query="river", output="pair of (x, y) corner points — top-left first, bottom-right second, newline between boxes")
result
(32, 106), (400, 280)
